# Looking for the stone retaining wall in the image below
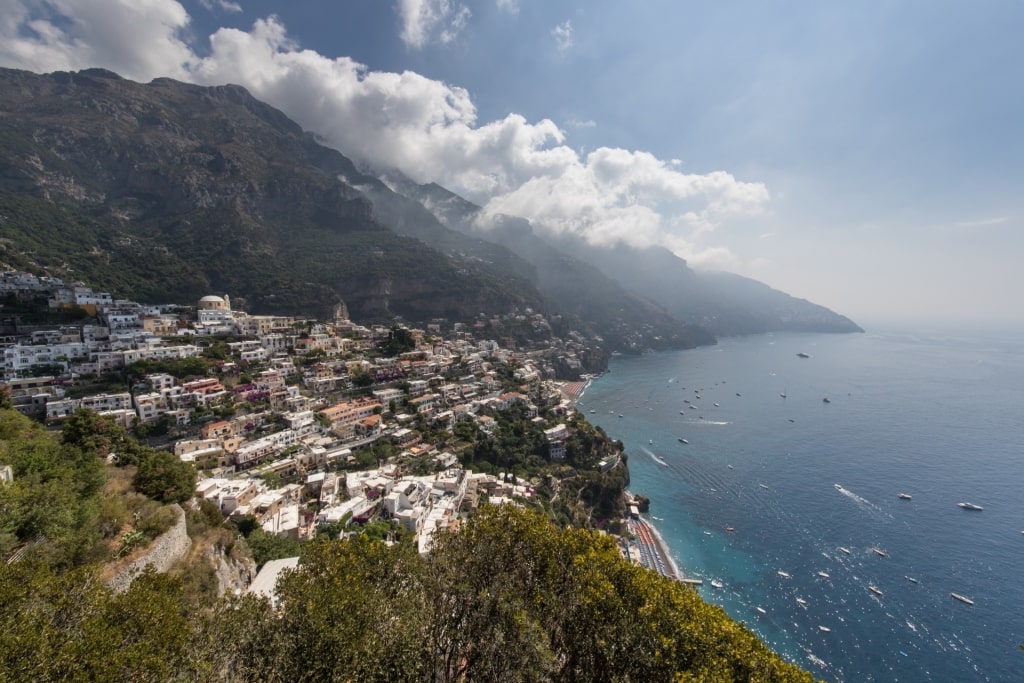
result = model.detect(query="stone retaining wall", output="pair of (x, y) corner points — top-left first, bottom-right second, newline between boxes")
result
(107, 504), (191, 594)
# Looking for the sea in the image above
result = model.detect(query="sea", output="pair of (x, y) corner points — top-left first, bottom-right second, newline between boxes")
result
(577, 323), (1024, 682)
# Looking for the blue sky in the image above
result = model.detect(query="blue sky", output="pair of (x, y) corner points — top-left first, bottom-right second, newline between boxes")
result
(2, 0), (1022, 325)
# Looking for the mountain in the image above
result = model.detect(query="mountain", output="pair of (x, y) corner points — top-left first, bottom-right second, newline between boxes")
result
(547, 240), (864, 337)
(378, 175), (715, 351)
(0, 67), (542, 322)
(385, 178), (862, 338)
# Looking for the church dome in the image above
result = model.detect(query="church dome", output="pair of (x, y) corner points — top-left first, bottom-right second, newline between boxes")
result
(198, 295), (228, 310)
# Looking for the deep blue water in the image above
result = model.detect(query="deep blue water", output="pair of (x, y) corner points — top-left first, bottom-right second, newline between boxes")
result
(579, 324), (1024, 682)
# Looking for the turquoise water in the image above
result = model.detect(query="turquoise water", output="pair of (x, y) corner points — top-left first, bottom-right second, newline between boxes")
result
(580, 325), (1024, 681)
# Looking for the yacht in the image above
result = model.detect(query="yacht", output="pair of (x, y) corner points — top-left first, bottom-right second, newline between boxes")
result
(958, 502), (984, 511)
(822, 397), (831, 403)
(897, 492), (912, 500)
(678, 437), (688, 444)
(838, 547), (852, 555)
(818, 625), (831, 633)
(834, 483), (843, 491)
(868, 585), (884, 597)
(756, 607), (767, 615)
(777, 570), (792, 579)
(950, 592), (974, 606)
(710, 579), (724, 589)
(817, 571), (831, 579)
(759, 484), (770, 490)
(870, 547), (887, 557)
(796, 597), (808, 607)
(904, 576), (918, 584)
(797, 352), (811, 358)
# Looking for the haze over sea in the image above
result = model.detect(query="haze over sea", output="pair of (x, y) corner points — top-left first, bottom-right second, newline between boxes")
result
(579, 324), (1024, 682)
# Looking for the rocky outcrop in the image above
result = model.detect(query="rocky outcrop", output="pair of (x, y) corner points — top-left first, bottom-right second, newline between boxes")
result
(202, 544), (257, 597)
(107, 504), (191, 594)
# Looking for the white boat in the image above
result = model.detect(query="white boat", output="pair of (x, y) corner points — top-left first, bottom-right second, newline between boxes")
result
(713, 403), (720, 407)
(777, 570), (792, 579)
(868, 585), (884, 597)
(904, 576), (918, 584)
(838, 547), (851, 555)
(648, 439), (653, 445)
(756, 607), (767, 615)
(710, 579), (724, 589)
(834, 483), (843, 491)
(818, 625), (831, 633)
(678, 437), (688, 444)
(958, 502), (984, 511)
(817, 571), (831, 579)
(951, 592), (974, 606)
(870, 547), (887, 557)
(898, 492), (912, 500)
(797, 352), (811, 358)
(796, 597), (808, 606)
(759, 484), (770, 490)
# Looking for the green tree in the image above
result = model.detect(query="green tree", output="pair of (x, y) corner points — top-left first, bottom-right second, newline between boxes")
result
(132, 450), (196, 504)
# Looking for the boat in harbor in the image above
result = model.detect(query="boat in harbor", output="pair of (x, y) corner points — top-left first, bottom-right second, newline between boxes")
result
(818, 571), (831, 579)
(710, 579), (724, 589)
(898, 492), (912, 500)
(905, 576), (919, 584)
(870, 547), (887, 557)
(777, 570), (792, 579)
(868, 585), (884, 597)
(680, 578), (703, 585)
(958, 502), (984, 511)
(951, 592), (975, 605)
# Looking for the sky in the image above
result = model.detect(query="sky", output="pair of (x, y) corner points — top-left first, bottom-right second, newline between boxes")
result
(1, 0), (1022, 325)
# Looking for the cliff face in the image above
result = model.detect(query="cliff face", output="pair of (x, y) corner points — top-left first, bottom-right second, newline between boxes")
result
(0, 67), (541, 321)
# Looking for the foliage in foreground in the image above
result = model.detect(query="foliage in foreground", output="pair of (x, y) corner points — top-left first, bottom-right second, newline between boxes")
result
(0, 505), (815, 682)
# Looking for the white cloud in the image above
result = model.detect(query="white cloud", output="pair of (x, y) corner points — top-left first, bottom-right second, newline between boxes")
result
(0, 0), (770, 266)
(566, 118), (596, 128)
(397, 0), (471, 49)
(199, 0), (242, 12)
(551, 19), (573, 51)
(0, 0), (194, 82)
(495, 0), (519, 13)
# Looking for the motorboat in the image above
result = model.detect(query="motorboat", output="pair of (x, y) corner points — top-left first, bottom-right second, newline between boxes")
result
(817, 571), (831, 579)
(951, 592), (974, 606)
(678, 437), (688, 444)
(834, 483), (843, 491)
(958, 502), (984, 511)
(710, 579), (724, 589)
(756, 607), (767, 615)
(868, 585), (884, 597)
(838, 547), (852, 555)
(777, 570), (792, 579)
(898, 492), (912, 500)
(904, 576), (918, 584)
(797, 352), (811, 358)
(759, 484), (770, 490)
(818, 625), (831, 633)
(870, 547), (887, 557)
(796, 597), (807, 606)
(725, 526), (735, 532)
(822, 397), (831, 403)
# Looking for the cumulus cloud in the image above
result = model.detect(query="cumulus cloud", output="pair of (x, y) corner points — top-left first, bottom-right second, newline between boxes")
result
(0, 0), (770, 265)
(0, 0), (194, 82)
(495, 0), (519, 13)
(397, 0), (471, 48)
(551, 20), (573, 51)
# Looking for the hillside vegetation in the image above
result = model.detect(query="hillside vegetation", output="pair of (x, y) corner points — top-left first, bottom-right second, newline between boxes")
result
(0, 403), (813, 682)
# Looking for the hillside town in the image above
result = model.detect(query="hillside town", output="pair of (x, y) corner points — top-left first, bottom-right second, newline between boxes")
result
(1, 270), (646, 566)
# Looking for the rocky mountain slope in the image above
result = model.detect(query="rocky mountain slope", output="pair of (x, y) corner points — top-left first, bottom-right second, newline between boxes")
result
(394, 180), (862, 337)
(0, 67), (541, 322)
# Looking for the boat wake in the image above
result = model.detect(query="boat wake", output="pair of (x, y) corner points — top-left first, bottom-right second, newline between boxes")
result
(641, 447), (669, 467)
(833, 484), (884, 515)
